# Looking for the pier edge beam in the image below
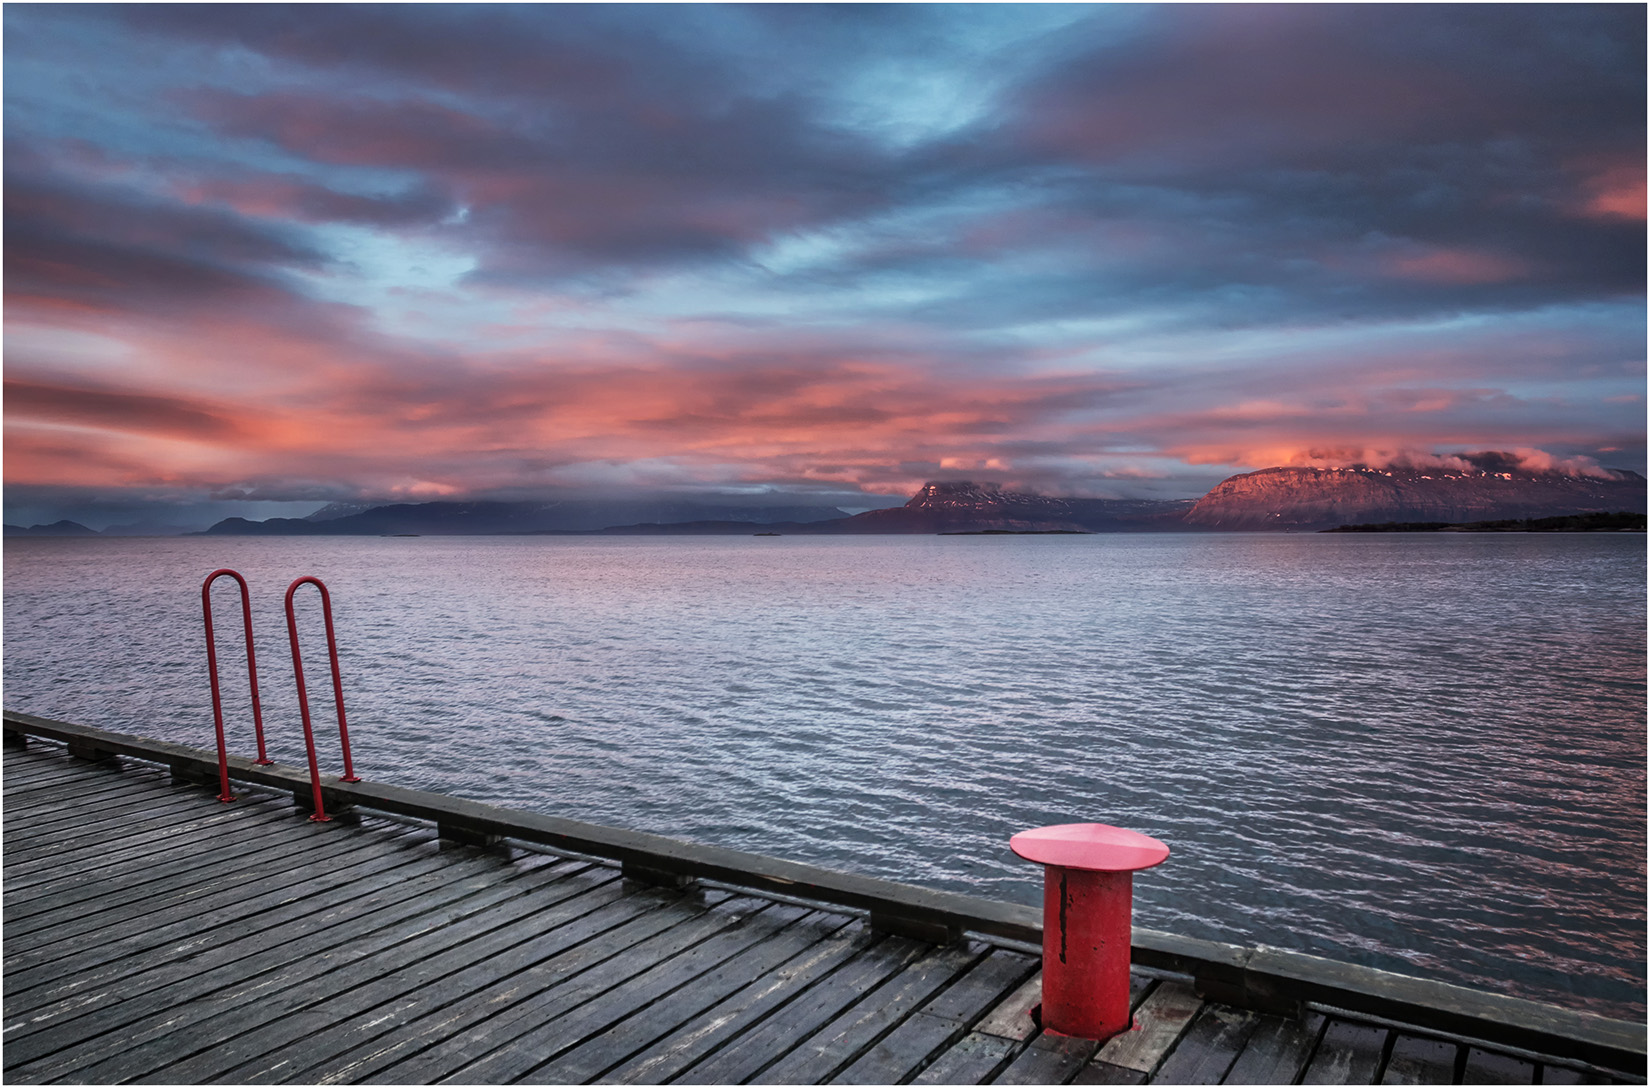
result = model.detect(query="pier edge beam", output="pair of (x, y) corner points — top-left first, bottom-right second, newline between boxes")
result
(870, 908), (962, 945)
(622, 860), (697, 890)
(291, 788), (359, 824)
(67, 739), (117, 764)
(439, 821), (503, 848)
(169, 757), (219, 788)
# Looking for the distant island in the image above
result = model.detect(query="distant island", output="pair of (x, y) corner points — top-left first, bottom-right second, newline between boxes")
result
(9, 453), (1644, 538)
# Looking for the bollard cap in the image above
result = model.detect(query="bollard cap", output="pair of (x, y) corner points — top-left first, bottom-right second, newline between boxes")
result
(1010, 822), (1169, 873)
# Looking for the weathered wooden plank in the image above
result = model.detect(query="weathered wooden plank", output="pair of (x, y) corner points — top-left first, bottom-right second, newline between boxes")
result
(2, 800), (299, 890)
(995, 1030), (1100, 1085)
(355, 893), (768, 1085)
(1, 794), (269, 867)
(977, 971), (1046, 1041)
(4, 816), (336, 935)
(736, 939), (984, 1084)
(467, 902), (818, 1085)
(600, 919), (881, 1085)
(518, 909), (854, 1085)
(1539, 1063), (1612, 1084)
(1, 767), (235, 833)
(108, 878), (650, 1083)
(913, 1032), (1019, 1085)
(1222, 1011), (1326, 1085)
(1300, 1021), (1390, 1085)
(831, 1011), (976, 1086)
(2, 762), (164, 805)
(1379, 1034), (1459, 1084)
(3, 768), (208, 823)
(4, 823), (434, 986)
(1091, 979), (1204, 1075)
(928, 949), (1042, 1026)
(4, 830), (444, 1000)
(3, 749), (84, 774)
(2, 828), (445, 1024)
(672, 934), (929, 1085)
(9, 857), (598, 1083)
(1072, 1058), (1147, 1084)
(1, 747), (119, 781)
(4, 816), (309, 926)
(1149, 1003), (1259, 1084)
(2, 852), (575, 1071)
(4, 786), (242, 844)
(5, 816), (403, 950)
(6, 817), (405, 967)
(1, 800), (300, 898)
(289, 892), (759, 1083)
(1462, 1046), (1535, 1084)
(832, 949), (1038, 1084)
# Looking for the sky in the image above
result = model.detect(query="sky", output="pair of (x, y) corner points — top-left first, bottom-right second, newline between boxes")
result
(5, 3), (1645, 529)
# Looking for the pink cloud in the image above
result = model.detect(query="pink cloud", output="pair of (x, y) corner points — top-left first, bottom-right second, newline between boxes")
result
(1382, 248), (1531, 286)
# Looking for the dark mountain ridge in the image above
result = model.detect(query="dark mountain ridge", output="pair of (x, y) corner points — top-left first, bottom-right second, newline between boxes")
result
(3, 520), (100, 537)
(183, 457), (1650, 536)
(201, 499), (850, 536)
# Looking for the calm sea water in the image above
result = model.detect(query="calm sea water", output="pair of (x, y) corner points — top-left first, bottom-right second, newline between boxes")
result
(4, 533), (1644, 1019)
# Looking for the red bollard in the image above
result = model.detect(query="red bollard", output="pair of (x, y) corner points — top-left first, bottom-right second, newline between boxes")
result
(1010, 822), (1169, 1041)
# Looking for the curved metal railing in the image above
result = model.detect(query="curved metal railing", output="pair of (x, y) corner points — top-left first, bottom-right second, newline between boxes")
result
(284, 575), (360, 822)
(201, 568), (273, 802)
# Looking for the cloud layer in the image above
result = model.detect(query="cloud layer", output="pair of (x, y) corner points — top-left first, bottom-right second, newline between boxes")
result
(4, 4), (1643, 524)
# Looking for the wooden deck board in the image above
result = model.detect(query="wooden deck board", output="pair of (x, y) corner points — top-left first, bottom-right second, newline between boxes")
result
(438, 898), (810, 1085)
(5, 832), (441, 999)
(1, 768), (180, 812)
(1301, 1020), (1391, 1085)
(6, 738), (1641, 1087)
(4, 817), (344, 936)
(3, 855), (578, 1078)
(913, 1031), (1020, 1084)
(1221, 1010), (1326, 1085)
(995, 1030), (1100, 1085)
(671, 935), (930, 1084)
(1462, 1045), (1536, 1084)
(5, 825), (437, 991)
(276, 890), (758, 1084)
(5, 816), (419, 952)
(131, 877), (653, 1083)
(3, 801), (303, 899)
(522, 906), (845, 1085)
(1092, 979), (1203, 1076)
(1149, 1003), (1259, 1084)
(2, 763), (226, 829)
(1380, 1034), (1460, 1085)
(598, 917), (879, 1084)
(3, 799), (302, 889)
(755, 940), (985, 1084)
(320, 888), (743, 1084)
(833, 949), (1037, 1084)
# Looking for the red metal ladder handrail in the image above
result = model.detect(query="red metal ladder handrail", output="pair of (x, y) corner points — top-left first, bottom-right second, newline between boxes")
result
(284, 575), (360, 822)
(201, 568), (274, 803)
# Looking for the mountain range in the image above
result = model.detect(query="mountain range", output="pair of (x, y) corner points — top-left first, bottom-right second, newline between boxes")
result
(8, 457), (1644, 537)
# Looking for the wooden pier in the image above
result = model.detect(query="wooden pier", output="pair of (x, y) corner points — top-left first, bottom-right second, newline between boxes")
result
(3, 711), (1643, 1085)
